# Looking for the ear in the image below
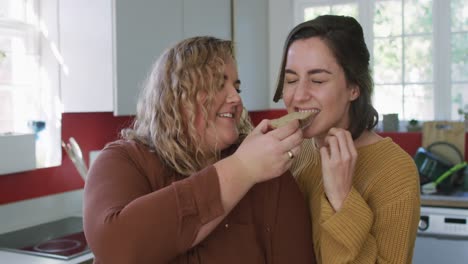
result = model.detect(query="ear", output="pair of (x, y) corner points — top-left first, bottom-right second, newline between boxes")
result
(349, 84), (360, 101)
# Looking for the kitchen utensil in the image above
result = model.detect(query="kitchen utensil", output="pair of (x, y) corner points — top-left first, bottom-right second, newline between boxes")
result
(69, 137), (83, 160)
(62, 137), (88, 180)
(421, 161), (468, 194)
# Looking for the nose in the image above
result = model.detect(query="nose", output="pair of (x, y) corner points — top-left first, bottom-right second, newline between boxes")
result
(293, 79), (311, 102)
(227, 87), (241, 104)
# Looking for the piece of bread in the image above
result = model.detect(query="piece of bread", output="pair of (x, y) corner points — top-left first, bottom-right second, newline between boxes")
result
(270, 111), (314, 129)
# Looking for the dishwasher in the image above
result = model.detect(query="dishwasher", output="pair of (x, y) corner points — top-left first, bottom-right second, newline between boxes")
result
(414, 206), (468, 264)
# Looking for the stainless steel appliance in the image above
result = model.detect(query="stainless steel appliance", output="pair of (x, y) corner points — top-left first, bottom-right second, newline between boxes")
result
(0, 217), (90, 260)
(414, 204), (468, 263)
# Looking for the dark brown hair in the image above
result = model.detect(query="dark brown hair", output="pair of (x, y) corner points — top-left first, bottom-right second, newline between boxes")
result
(273, 15), (378, 139)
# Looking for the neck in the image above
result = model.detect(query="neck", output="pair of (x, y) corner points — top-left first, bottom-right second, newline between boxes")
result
(314, 129), (381, 149)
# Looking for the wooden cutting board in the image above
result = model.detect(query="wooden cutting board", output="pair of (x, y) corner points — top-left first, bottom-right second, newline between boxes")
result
(422, 121), (465, 164)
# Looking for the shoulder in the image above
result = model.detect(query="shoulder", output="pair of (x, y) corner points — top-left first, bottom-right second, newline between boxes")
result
(101, 139), (156, 161)
(359, 137), (417, 170)
(87, 139), (171, 191)
(94, 139), (164, 177)
(357, 138), (420, 202)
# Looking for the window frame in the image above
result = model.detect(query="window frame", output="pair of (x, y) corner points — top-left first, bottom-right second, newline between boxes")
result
(0, 0), (61, 173)
(293, 0), (464, 122)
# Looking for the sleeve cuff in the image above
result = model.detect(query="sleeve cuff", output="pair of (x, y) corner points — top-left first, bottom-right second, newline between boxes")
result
(320, 188), (374, 249)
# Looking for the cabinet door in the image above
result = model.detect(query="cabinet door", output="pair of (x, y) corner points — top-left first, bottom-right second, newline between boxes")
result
(113, 0), (231, 116)
(234, 0), (269, 111)
(59, 0), (114, 113)
(183, 0), (231, 40)
(113, 0), (184, 116)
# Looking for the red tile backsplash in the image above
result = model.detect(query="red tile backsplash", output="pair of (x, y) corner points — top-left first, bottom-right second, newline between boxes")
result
(0, 110), (466, 205)
(0, 113), (133, 205)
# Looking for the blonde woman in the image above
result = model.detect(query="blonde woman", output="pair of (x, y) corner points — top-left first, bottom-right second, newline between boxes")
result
(84, 36), (315, 264)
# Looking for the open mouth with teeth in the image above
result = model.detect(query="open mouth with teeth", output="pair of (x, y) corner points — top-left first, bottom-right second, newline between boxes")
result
(297, 109), (319, 129)
(270, 110), (319, 129)
(217, 112), (234, 118)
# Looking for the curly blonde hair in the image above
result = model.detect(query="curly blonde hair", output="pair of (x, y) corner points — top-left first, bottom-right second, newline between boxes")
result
(123, 36), (253, 176)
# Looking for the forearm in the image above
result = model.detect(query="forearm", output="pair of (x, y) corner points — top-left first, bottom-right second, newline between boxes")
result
(193, 155), (255, 246)
(319, 190), (419, 264)
(85, 164), (225, 263)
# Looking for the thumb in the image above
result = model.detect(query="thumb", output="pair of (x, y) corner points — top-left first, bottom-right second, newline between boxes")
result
(252, 119), (270, 135)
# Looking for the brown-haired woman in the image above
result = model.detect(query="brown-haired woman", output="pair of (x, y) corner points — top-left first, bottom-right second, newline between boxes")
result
(274, 15), (420, 263)
(84, 36), (315, 264)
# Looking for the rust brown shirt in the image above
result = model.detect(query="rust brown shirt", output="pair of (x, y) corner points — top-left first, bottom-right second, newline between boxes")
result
(84, 140), (315, 263)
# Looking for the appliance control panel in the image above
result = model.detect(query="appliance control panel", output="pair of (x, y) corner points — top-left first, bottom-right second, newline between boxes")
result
(419, 206), (468, 238)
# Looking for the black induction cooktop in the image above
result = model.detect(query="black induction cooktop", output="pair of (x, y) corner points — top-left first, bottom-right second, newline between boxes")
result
(0, 217), (91, 260)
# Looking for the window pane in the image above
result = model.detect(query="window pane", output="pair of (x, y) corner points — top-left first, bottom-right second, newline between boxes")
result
(452, 32), (468, 82)
(404, 0), (432, 34)
(452, 83), (468, 120)
(304, 6), (330, 21)
(374, 0), (402, 37)
(374, 37), (402, 83)
(0, 89), (13, 133)
(0, 86), (37, 133)
(0, 52), (11, 83)
(0, 0), (26, 21)
(373, 84), (403, 117)
(405, 36), (433, 83)
(403, 84), (433, 120)
(0, 29), (38, 54)
(451, 0), (468, 31)
(331, 4), (358, 18)
(0, 35), (14, 52)
(12, 86), (38, 132)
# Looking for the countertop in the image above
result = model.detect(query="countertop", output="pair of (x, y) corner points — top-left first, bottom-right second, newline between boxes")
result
(0, 250), (93, 264)
(421, 192), (468, 208)
(0, 190), (92, 263)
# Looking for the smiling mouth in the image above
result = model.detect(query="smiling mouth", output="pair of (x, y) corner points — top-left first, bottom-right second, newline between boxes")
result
(296, 109), (320, 129)
(217, 112), (234, 118)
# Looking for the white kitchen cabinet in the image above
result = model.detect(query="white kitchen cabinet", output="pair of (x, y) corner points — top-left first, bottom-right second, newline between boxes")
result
(59, 0), (114, 113)
(182, 0), (231, 40)
(58, 0), (231, 115)
(113, 0), (231, 116)
(234, 0), (269, 111)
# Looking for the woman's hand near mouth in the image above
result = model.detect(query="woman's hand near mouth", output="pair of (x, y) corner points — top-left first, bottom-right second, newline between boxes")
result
(319, 127), (357, 212)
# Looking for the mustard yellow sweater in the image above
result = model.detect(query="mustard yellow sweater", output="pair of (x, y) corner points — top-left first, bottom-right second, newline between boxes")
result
(293, 137), (420, 264)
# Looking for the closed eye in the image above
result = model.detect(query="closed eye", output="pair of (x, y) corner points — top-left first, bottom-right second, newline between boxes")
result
(285, 79), (298, 84)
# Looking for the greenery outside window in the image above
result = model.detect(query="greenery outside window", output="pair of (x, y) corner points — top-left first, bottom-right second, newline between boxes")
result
(294, 0), (468, 122)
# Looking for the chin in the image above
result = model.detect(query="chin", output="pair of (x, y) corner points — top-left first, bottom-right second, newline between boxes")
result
(224, 133), (240, 145)
(302, 127), (316, 139)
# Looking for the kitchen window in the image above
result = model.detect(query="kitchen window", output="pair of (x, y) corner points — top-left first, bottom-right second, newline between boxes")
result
(294, 0), (468, 121)
(0, 0), (61, 171)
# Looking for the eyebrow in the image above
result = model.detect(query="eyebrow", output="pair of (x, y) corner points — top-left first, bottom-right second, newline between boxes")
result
(285, 69), (332, 75)
(224, 75), (241, 85)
